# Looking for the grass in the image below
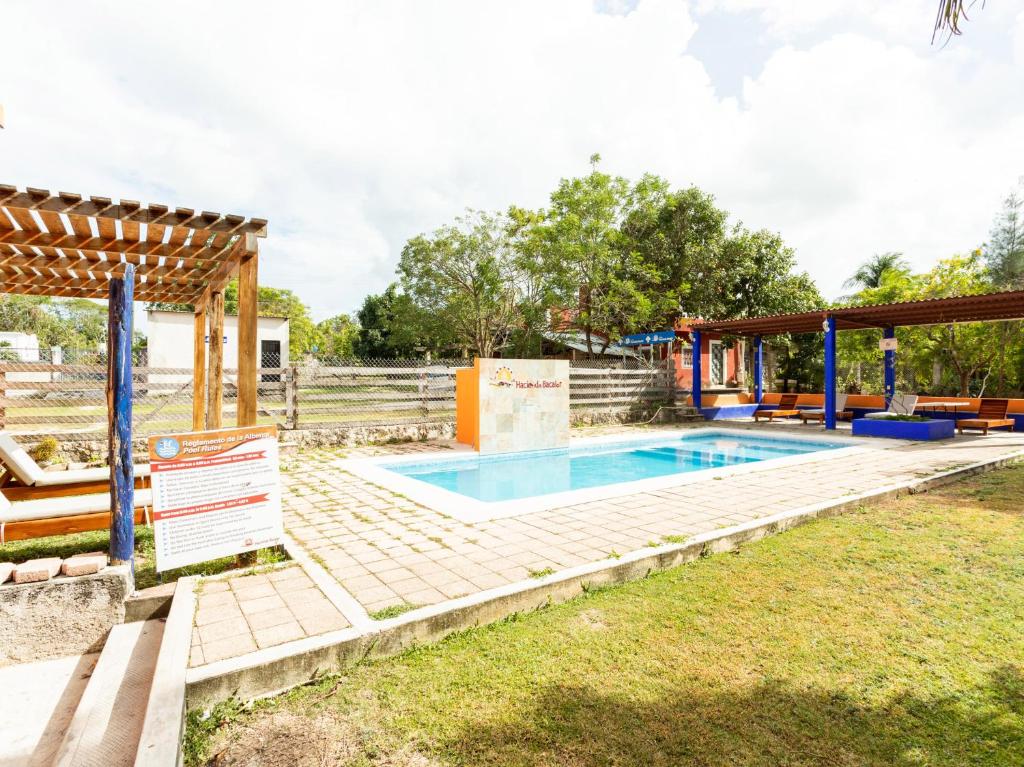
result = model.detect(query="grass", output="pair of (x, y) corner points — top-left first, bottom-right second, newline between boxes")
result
(186, 463), (1024, 766)
(0, 526), (287, 590)
(369, 602), (421, 621)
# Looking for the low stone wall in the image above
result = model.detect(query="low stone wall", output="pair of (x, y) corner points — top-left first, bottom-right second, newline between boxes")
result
(0, 566), (132, 666)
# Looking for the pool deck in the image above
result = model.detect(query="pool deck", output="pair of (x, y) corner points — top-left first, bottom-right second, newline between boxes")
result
(184, 422), (1024, 706)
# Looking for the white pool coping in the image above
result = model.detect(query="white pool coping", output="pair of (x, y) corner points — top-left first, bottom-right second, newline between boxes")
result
(338, 427), (895, 523)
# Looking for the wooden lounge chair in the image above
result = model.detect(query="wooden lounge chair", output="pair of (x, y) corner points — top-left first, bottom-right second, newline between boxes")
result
(0, 486), (153, 543)
(799, 393), (854, 424)
(0, 433), (150, 500)
(753, 394), (800, 422)
(957, 399), (1016, 435)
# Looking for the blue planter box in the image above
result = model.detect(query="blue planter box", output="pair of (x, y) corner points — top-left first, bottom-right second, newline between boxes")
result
(852, 417), (955, 440)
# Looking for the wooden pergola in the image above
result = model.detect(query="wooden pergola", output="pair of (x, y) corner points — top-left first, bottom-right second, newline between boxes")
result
(691, 290), (1024, 430)
(0, 183), (268, 563)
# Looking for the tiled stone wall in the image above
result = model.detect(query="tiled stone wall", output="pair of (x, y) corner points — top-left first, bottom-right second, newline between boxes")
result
(476, 359), (570, 454)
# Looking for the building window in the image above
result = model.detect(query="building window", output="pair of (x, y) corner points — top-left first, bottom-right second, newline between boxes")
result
(679, 347), (693, 368)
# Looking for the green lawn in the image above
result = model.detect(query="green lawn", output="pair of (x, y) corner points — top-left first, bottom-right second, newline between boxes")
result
(187, 463), (1024, 767)
(0, 525), (285, 590)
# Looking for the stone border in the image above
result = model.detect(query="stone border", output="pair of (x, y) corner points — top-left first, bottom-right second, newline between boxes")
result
(184, 446), (1024, 710)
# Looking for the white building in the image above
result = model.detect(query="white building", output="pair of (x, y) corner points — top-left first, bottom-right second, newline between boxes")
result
(0, 331), (40, 361)
(146, 310), (290, 385)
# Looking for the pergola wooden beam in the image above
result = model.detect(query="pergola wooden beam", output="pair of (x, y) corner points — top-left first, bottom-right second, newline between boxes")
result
(0, 228), (238, 266)
(0, 185), (267, 236)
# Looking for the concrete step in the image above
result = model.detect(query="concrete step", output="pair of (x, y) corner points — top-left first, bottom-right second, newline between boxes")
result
(0, 652), (98, 766)
(53, 620), (164, 767)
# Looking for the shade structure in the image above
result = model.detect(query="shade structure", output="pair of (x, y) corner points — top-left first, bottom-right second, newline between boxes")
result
(691, 290), (1024, 336)
(0, 184), (267, 305)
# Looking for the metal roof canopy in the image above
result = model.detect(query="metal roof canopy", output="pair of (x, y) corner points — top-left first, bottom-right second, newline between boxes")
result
(0, 184), (267, 305)
(691, 290), (1024, 336)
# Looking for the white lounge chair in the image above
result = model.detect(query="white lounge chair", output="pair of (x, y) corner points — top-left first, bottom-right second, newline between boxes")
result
(863, 394), (919, 418)
(0, 486), (153, 543)
(799, 393), (852, 424)
(0, 433), (150, 488)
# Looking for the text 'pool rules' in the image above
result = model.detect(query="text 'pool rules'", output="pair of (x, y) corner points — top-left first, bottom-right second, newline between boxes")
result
(148, 425), (283, 572)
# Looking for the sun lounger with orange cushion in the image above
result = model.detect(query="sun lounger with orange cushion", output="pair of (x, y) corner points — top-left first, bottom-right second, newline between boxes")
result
(957, 398), (1016, 435)
(753, 394), (800, 422)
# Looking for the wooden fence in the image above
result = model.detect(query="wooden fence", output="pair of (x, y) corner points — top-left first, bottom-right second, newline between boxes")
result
(0, 360), (676, 437)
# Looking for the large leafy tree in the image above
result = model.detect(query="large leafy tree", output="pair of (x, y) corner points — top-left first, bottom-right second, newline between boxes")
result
(311, 314), (359, 359)
(985, 183), (1024, 289)
(398, 210), (526, 358)
(353, 284), (442, 359)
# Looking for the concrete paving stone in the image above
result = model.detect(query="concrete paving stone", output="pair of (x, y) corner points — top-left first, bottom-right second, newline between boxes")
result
(281, 587), (330, 606)
(231, 582), (277, 600)
(238, 594), (287, 615)
(12, 557), (62, 583)
(229, 573), (270, 590)
(197, 616), (251, 644)
(253, 620), (305, 649)
(189, 645), (205, 667)
(196, 590), (239, 610)
(355, 584), (398, 604)
(194, 604), (244, 627)
(245, 606), (296, 631)
(199, 580), (230, 594)
(297, 611), (349, 635)
(0, 562), (13, 583)
(345, 572), (386, 591)
(270, 566), (307, 582)
(436, 579), (475, 599)
(403, 587), (447, 605)
(466, 571), (509, 591)
(202, 633), (258, 663)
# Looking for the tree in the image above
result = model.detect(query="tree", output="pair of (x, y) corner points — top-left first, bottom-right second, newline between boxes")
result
(529, 155), (663, 356)
(985, 182), (1024, 289)
(398, 210), (525, 358)
(221, 280), (317, 356)
(312, 314), (359, 359)
(843, 252), (910, 291)
(354, 284), (440, 359)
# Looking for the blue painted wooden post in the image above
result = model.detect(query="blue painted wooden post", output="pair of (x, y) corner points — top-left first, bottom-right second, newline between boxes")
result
(108, 265), (135, 567)
(824, 315), (837, 431)
(883, 326), (896, 408)
(753, 335), (763, 404)
(691, 330), (702, 410)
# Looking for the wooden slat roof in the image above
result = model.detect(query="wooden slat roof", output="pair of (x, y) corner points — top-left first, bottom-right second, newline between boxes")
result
(0, 184), (267, 304)
(692, 290), (1024, 336)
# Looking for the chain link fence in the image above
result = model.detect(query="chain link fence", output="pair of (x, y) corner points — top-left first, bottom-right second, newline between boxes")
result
(0, 352), (676, 438)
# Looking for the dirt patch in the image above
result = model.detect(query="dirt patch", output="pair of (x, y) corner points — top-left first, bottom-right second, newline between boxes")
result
(204, 707), (440, 767)
(573, 609), (609, 631)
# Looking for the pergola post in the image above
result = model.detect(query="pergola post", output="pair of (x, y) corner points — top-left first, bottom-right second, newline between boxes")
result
(236, 235), (259, 427)
(207, 289), (225, 429)
(883, 326), (896, 407)
(753, 335), (763, 404)
(107, 264), (135, 567)
(192, 300), (207, 431)
(824, 315), (837, 431)
(691, 330), (702, 410)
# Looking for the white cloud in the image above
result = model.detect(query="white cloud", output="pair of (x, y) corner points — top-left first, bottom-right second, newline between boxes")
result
(1, 0), (1020, 319)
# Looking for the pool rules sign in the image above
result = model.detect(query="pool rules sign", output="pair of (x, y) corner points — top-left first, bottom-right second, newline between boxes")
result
(149, 425), (283, 572)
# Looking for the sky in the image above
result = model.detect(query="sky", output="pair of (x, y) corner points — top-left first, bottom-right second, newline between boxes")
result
(1, 0), (1022, 322)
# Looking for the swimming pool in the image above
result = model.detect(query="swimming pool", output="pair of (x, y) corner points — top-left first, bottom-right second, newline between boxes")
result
(342, 429), (857, 523)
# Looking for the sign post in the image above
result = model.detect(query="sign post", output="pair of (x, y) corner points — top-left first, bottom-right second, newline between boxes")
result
(148, 425), (283, 572)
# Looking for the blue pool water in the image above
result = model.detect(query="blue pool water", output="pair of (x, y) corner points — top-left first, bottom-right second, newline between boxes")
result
(385, 432), (844, 503)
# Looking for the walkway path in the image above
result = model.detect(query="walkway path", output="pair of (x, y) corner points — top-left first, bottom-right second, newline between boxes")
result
(187, 423), (1024, 673)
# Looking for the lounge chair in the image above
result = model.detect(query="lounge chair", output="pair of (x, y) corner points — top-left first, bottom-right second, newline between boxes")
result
(0, 486), (153, 543)
(957, 398), (1016, 435)
(799, 393), (853, 424)
(753, 394), (800, 422)
(0, 433), (150, 498)
(863, 394), (919, 419)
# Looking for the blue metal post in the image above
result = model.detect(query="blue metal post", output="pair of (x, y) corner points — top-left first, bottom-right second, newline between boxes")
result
(824, 316), (837, 430)
(108, 265), (135, 567)
(691, 330), (702, 410)
(883, 326), (896, 408)
(753, 335), (763, 404)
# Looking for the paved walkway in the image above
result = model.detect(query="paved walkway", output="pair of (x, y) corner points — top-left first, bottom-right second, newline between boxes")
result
(189, 423), (1024, 670)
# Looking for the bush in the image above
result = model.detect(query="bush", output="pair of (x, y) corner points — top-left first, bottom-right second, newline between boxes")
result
(29, 436), (60, 464)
